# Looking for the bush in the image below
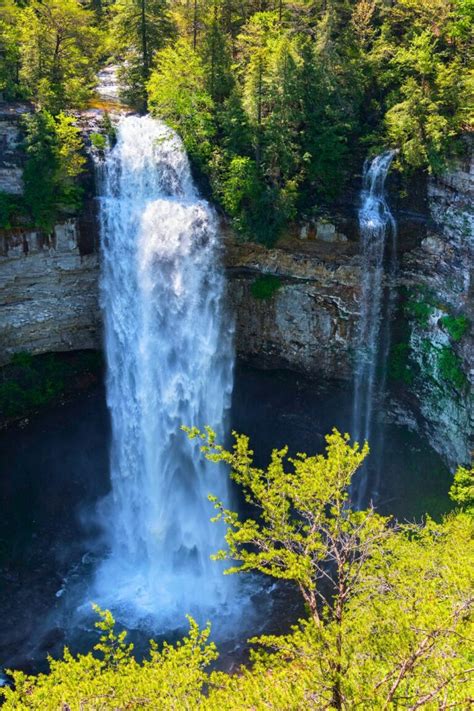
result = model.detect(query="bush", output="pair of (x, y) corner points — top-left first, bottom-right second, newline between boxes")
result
(90, 132), (107, 150)
(250, 274), (282, 300)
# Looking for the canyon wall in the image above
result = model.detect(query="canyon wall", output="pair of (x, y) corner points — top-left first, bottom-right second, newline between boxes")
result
(0, 108), (101, 365)
(0, 103), (471, 466)
(225, 238), (361, 380)
(226, 149), (473, 468)
(397, 147), (473, 467)
(0, 221), (100, 365)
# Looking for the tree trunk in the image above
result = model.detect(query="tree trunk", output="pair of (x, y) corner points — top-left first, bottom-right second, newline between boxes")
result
(140, 0), (149, 77)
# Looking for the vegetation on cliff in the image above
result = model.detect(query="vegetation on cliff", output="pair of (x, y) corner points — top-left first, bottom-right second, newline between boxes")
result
(1, 0), (472, 241)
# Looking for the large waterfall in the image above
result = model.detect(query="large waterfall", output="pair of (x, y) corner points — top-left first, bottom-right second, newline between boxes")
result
(352, 152), (396, 497)
(95, 116), (235, 628)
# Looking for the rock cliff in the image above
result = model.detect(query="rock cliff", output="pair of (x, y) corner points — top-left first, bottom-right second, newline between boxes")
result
(395, 145), (473, 467)
(0, 221), (100, 364)
(225, 237), (362, 380)
(0, 100), (471, 467)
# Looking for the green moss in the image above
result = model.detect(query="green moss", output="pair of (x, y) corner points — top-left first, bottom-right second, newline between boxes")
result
(437, 347), (467, 390)
(250, 274), (282, 300)
(405, 297), (435, 327)
(388, 343), (414, 385)
(440, 315), (469, 342)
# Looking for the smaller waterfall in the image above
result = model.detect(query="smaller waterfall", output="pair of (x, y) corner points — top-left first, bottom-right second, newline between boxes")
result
(352, 152), (396, 492)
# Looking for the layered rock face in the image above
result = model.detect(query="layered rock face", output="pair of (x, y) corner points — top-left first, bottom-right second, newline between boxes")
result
(225, 238), (362, 380)
(0, 221), (100, 364)
(397, 146), (473, 467)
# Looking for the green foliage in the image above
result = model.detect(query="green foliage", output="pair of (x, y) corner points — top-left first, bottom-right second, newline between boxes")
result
(441, 314), (470, 341)
(1, 608), (217, 710)
(22, 111), (86, 230)
(0, 0), (21, 100)
(0, 192), (26, 230)
(185, 426), (382, 624)
(250, 274), (282, 300)
(4, 0), (471, 244)
(18, 0), (101, 113)
(90, 132), (107, 150)
(2, 428), (473, 708)
(0, 351), (102, 420)
(142, 0), (471, 244)
(450, 463), (474, 513)
(111, 0), (175, 110)
(388, 342), (414, 385)
(147, 39), (215, 172)
(438, 345), (467, 390)
(405, 292), (435, 327)
(0, 352), (66, 418)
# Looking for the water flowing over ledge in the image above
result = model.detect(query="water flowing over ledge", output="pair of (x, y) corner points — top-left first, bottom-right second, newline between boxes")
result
(352, 151), (396, 505)
(95, 115), (236, 630)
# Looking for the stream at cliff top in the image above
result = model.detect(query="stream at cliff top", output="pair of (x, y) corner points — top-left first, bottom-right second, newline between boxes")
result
(0, 367), (452, 678)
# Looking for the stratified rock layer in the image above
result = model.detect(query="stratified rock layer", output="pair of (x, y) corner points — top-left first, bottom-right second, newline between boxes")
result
(0, 222), (100, 364)
(225, 238), (361, 379)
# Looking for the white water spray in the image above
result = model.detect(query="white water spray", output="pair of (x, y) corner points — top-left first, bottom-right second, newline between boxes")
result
(96, 115), (234, 628)
(352, 152), (396, 455)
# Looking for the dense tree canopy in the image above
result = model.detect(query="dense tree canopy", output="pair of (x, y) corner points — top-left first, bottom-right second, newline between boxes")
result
(1, 0), (472, 240)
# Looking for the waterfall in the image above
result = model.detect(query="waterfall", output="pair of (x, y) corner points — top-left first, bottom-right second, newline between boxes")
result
(95, 115), (235, 628)
(352, 152), (396, 497)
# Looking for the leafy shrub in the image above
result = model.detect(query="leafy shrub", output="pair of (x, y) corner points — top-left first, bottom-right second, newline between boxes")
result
(250, 274), (282, 300)
(1, 607), (217, 710)
(90, 132), (107, 150)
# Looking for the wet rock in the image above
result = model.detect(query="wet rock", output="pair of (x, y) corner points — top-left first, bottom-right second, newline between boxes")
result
(398, 142), (473, 468)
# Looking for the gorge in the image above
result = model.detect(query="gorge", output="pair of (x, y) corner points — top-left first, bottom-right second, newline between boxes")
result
(1, 1), (472, 705)
(0, 109), (471, 678)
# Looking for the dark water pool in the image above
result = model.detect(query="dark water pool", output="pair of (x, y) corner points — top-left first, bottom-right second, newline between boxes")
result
(0, 365), (452, 680)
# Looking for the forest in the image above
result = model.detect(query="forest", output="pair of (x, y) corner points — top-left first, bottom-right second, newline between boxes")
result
(0, 1), (473, 709)
(1, 0), (472, 240)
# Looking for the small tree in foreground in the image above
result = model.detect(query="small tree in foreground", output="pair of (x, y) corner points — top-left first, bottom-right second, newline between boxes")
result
(186, 427), (473, 710)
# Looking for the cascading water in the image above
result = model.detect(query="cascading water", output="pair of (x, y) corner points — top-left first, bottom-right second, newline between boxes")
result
(95, 115), (235, 629)
(352, 151), (396, 504)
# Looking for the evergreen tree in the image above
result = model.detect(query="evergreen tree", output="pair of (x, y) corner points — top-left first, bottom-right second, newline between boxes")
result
(112, 0), (175, 109)
(18, 0), (100, 113)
